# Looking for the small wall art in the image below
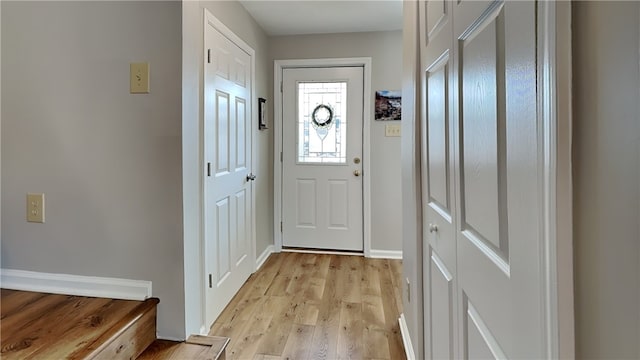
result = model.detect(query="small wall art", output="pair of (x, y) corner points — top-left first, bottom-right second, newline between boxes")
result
(375, 90), (402, 121)
(258, 97), (268, 130)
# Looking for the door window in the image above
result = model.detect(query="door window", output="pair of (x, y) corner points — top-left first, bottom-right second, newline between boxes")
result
(297, 81), (348, 164)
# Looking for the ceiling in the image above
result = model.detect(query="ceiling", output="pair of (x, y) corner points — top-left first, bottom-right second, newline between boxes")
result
(238, 1), (403, 36)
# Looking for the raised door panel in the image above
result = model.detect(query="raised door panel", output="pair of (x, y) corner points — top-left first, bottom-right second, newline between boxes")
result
(235, 97), (247, 170)
(215, 91), (230, 175)
(215, 197), (231, 284)
(427, 0), (447, 39)
(464, 299), (506, 359)
(426, 53), (450, 213)
(234, 189), (248, 265)
(430, 250), (454, 359)
(296, 179), (317, 228)
(454, 1), (542, 357)
(459, 6), (508, 260)
(215, 46), (231, 80)
(234, 58), (247, 87)
(328, 180), (349, 229)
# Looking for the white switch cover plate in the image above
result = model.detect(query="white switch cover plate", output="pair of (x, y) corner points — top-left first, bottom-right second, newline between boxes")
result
(27, 193), (45, 223)
(385, 124), (401, 137)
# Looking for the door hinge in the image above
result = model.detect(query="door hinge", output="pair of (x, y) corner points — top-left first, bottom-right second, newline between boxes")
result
(207, 49), (211, 64)
(280, 152), (283, 162)
(280, 221), (283, 232)
(280, 81), (283, 93)
(208, 274), (213, 288)
(207, 162), (211, 177)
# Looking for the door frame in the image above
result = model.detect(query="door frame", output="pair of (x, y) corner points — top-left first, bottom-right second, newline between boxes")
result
(537, 2), (574, 358)
(273, 58), (372, 256)
(201, 8), (257, 331)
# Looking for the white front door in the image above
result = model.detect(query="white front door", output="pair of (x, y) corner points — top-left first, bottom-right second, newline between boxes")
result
(421, 0), (545, 358)
(204, 12), (254, 327)
(281, 67), (364, 251)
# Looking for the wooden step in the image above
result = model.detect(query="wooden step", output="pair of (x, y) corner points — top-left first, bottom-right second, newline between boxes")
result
(72, 297), (160, 359)
(139, 335), (230, 360)
(1, 289), (159, 360)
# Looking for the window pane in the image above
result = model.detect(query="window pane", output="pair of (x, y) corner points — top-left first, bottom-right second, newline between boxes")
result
(297, 82), (348, 164)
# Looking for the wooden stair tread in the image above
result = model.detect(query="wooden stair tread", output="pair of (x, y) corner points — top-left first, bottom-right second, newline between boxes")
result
(1, 289), (159, 360)
(140, 335), (230, 360)
(72, 297), (160, 359)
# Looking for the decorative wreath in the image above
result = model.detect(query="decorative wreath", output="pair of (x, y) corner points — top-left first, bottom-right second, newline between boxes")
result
(311, 104), (334, 129)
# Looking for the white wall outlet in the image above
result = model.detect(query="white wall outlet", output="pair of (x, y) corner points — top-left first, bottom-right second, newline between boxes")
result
(130, 62), (150, 94)
(385, 124), (401, 137)
(27, 193), (45, 223)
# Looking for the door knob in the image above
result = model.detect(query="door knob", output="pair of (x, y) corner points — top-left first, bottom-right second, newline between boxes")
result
(354, 170), (361, 177)
(429, 223), (439, 233)
(246, 173), (256, 182)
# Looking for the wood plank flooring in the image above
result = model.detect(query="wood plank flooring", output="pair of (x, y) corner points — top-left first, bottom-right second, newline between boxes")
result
(0, 289), (157, 359)
(208, 252), (405, 360)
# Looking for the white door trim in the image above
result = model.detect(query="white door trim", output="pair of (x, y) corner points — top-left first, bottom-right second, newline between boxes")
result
(201, 8), (257, 330)
(274, 58), (372, 256)
(537, 2), (574, 358)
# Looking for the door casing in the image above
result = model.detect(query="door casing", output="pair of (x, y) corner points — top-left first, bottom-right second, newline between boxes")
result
(274, 58), (372, 256)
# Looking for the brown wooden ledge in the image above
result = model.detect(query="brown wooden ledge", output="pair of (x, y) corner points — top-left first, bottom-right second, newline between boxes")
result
(70, 297), (160, 360)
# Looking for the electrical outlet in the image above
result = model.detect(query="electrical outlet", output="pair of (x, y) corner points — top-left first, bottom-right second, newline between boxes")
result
(27, 193), (45, 223)
(130, 62), (150, 94)
(385, 124), (401, 137)
(406, 277), (411, 302)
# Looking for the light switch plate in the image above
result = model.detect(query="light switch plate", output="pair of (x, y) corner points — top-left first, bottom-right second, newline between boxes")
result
(27, 193), (45, 223)
(130, 62), (150, 94)
(385, 124), (401, 137)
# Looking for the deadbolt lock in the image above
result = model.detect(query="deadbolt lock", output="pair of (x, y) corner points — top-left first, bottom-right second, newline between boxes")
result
(353, 157), (361, 164)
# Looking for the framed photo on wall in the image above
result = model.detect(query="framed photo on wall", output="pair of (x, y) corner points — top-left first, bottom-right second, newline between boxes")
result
(375, 90), (401, 121)
(259, 97), (267, 130)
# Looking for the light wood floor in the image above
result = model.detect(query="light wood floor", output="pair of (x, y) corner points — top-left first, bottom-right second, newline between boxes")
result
(208, 252), (405, 360)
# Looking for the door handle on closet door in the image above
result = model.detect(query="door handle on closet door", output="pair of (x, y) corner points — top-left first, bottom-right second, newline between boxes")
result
(246, 173), (256, 182)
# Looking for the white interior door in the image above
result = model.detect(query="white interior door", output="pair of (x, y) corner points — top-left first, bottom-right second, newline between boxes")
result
(281, 67), (364, 251)
(204, 14), (254, 328)
(421, 0), (545, 358)
(420, 0), (458, 358)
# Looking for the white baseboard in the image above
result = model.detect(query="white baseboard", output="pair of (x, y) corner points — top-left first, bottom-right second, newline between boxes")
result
(369, 249), (403, 259)
(256, 245), (275, 270)
(0, 268), (152, 301)
(399, 313), (416, 360)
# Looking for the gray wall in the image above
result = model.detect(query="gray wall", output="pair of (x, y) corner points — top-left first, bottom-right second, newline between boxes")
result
(269, 31), (403, 252)
(182, 0), (271, 336)
(1, 0), (400, 341)
(573, 2), (640, 358)
(1, 1), (185, 339)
